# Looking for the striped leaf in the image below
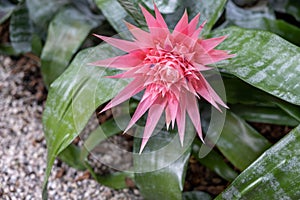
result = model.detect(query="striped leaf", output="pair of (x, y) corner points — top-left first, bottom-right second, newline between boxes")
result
(216, 125), (300, 199)
(9, 2), (32, 53)
(212, 27), (300, 106)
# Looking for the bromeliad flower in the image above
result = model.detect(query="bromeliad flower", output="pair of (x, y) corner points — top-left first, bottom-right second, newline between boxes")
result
(91, 4), (234, 153)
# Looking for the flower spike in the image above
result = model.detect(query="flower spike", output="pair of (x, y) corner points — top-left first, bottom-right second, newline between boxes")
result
(92, 3), (234, 153)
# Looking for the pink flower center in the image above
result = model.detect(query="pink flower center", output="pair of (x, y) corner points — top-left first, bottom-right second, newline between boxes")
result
(158, 64), (180, 84)
(143, 49), (189, 91)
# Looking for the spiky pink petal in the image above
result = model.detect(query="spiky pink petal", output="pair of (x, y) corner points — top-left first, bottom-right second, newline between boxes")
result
(125, 22), (154, 46)
(101, 78), (145, 113)
(190, 20), (206, 39)
(196, 49), (235, 65)
(165, 94), (179, 129)
(197, 73), (229, 109)
(93, 34), (140, 52)
(140, 5), (167, 39)
(139, 97), (167, 153)
(89, 53), (143, 69)
(153, 3), (168, 29)
(174, 10), (189, 34)
(176, 94), (187, 146)
(185, 92), (203, 141)
(200, 36), (227, 52)
(188, 13), (200, 34)
(124, 93), (158, 133)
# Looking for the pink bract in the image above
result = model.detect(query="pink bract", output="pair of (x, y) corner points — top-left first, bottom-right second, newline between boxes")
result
(90, 4), (234, 153)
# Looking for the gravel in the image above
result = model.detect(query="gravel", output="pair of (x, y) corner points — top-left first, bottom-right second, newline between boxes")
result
(0, 55), (143, 200)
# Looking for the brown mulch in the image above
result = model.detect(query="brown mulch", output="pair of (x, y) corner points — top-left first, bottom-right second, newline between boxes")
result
(251, 123), (292, 144)
(184, 156), (229, 197)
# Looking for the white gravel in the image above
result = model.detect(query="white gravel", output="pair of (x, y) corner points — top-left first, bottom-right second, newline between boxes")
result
(0, 55), (142, 200)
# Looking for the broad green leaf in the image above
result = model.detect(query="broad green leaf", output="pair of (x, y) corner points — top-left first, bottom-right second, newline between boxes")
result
(183, 191), (212, 200)
(230, 104), (299, 126)
(213, 111), (271, 170)
(0, 0), (16, 24)
(212, 26), (300, 106)
(223, 76), (300, 126)
(222, 76), (271, 105)
(135, 150), (191, 200)
(58, 144), (86, 170)
(26, 0), (69, 37)
(9, 2), (32, 53)
(134, 120), (195, 200)
(95, 0), (133, 39)
(31, 34), (42, 56)
(274, 99), (300, 122)
(223, 1), (300, 46)
(97, 172), (134, 189)
(269, 0), (300, 22)
(216, 125), (300, 200)
(193, 142), (238, 182)
(41, 6), (102, 87)
(42, 44), (129, 199)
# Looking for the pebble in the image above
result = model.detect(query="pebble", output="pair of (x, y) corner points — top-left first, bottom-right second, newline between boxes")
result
(0, 55), (143, 200)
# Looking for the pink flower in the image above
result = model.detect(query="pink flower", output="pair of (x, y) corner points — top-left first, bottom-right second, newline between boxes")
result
(91, 4), (234, 153)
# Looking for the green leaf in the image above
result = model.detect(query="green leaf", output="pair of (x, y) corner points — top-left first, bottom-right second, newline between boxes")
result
(215, 125), (300, 200)
(41, 6), (103, 87)
(222, 76), (300, 124)
(135, 150), (191, 200)
(134, 119), (195, 200)
(42, 44), (129, 199)
(230, 104), (299, 126)
(9, 2), (32, 53)
(96, 172), (134, 189)
(222, 76), (300, 126)
(223, 1), (300, 46)
(274, 99), (300, 122)
(193, 142), (238, 182)
(222, 76), (271, 105)
(58, 144), (86, 170)
(212, 26), (300, 106)
(213, 111), (271, 170)
(183, 191), (212, 200)
(269, 0), (300, 22)
(0, 0), (16, 24)
(95, 0), (133, 39)
(26, 0), (69, 36)
(31, 34), (42, 56)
